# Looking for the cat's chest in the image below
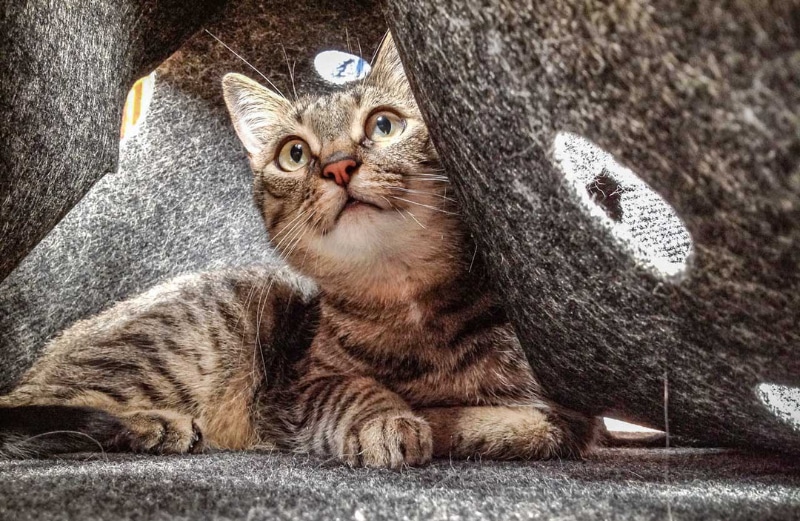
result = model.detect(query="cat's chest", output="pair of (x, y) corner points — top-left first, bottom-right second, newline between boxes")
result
(320, 299), (436, 348)
(386, 341), (538, 408)
(315, 311), (537, 407)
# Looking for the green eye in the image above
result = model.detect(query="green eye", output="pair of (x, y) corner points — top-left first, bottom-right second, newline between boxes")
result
(366, 110), (405, 142)
(277, 138), (309, 171)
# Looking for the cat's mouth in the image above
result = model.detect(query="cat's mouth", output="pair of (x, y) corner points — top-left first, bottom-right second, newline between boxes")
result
(345, 197), (363, 210)
(337, 194), (382, 220)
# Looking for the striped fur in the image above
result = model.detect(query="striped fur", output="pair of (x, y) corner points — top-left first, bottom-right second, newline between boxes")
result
(225, 33), (598, 467)
(1, 267), (318, 454)
(0, 33), (597, 466)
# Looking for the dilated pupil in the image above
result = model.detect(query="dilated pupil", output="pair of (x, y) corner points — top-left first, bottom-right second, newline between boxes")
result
(290, 143), (304, 163)
(376, 116), (392, 135)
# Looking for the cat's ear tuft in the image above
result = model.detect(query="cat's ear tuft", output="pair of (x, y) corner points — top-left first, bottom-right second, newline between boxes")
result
(222, 73), (292, 157)
(369, 32), (410, 96)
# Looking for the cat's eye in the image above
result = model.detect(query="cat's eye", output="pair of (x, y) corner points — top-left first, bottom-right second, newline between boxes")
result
(365, 110), (406, 142)
(277, 139), (309, 171)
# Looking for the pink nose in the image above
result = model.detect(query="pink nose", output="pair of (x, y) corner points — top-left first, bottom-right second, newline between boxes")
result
(322, 158), (358, 187)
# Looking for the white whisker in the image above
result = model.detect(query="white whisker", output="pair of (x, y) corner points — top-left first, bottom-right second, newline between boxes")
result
(241, 275), (269, 375)
(272, 211), (312, 252)
(469, 241), (478, 273)
(406, 172), (449, 178)
(253, 277), (276, 378)
(205, 29), (286, 98)
(21, 430), (108, 460)
(276, 213), (314, 263)
(404, 175), (450, 183)
(280, 44), (298, 101)
(387, 186), (456, 202)
(405, 210), (426, 229)
(381, 195), (407, 221)
(371, 30), (390, 67)
(389, 196), (459, 215)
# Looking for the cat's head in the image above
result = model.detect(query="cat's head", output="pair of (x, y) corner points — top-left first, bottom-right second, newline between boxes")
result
(223, 33), (460, 296)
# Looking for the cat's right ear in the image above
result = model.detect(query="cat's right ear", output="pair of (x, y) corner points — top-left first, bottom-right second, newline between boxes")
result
(222, 73), (292, 157)
(369, 32), (408, 92)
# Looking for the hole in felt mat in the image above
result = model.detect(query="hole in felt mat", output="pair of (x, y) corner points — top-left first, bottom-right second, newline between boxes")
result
(120, 72), (155, 140)
(314, 50), (370, 85)
(603, 417), (665, 445)
(552, 132), (693, 279)
(757, 383), (800, 430)
(603, 417), (663, 433)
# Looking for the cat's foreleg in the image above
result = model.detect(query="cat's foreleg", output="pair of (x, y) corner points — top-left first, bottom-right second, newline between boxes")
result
(0, 388), (204, 455)
(418, 405), (598, 460)
(294, 374), (433, 469)
(0, 400), (204, 456)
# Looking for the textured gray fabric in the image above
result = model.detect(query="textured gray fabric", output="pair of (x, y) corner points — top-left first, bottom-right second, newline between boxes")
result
(1, 449), (798, 520)
(0, 80), (275, 391)
(0, 0), (227, 281)
(0, 0), (388, 391)
(1, 2), (798, 519)
(383, 0), (800, 453)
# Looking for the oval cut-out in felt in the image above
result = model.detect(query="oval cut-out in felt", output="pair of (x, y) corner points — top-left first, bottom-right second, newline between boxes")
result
(553, 132), (693, 279)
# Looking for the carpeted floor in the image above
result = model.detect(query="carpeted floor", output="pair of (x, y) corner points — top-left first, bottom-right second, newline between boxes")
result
(1, 448), (798, 520)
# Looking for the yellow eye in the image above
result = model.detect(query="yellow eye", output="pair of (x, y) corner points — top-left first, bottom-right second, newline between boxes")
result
(365, 110), (406, 142)
(277, 139), (309, 171)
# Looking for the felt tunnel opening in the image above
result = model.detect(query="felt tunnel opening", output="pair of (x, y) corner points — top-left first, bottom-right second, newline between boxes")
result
(121, 72), (155, 140)
(603, 417), (663, 434)
(552, 132), (693, 279)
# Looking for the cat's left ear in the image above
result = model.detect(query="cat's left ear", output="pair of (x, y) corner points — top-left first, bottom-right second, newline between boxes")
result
(222, 73), (292, 157)
(368, 31), (412, 98)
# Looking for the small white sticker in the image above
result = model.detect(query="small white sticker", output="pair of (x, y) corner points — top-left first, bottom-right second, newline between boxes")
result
(314, 50), (371, 85)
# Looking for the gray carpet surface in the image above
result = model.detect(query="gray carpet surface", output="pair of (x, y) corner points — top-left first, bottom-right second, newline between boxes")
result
(1, 449), (798, 521)
(0, 79), (274, 392)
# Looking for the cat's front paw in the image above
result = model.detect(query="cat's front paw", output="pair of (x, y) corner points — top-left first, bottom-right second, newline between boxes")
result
(118, 410), (204, 454)
(343, 413), (433, 470)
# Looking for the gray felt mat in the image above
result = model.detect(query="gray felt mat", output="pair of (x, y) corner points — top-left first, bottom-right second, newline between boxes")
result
(1, 449), (798, 520)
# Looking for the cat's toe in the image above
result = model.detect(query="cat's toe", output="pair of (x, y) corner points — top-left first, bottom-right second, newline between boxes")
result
(548, 408), (600, 460)
(357, 414), (432, 470)
(340, 426), (363, 467)
(120, 410), (205, 454)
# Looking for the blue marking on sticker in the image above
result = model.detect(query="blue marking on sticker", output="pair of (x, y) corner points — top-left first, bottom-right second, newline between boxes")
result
(314, 51), (371, 85)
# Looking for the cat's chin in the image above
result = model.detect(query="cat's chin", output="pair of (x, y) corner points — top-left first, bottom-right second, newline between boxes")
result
(328, 195), (386, 233)
(313, 208), (399, 259)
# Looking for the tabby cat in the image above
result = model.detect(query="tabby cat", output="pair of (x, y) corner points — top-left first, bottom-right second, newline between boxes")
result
(0, 33), (597, 467)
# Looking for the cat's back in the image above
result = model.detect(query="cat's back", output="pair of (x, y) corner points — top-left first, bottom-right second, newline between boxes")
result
(9, 268), (312, 397)
(2, 264), (319, 449)
(44, 265), (316, 358)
